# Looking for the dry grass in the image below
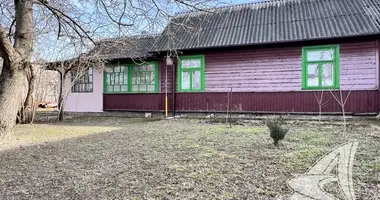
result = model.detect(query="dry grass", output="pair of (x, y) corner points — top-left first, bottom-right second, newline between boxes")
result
(0, 117), (379, 199)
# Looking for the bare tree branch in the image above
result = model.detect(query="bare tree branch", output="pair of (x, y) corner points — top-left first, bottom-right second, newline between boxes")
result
(99, 0), (133, 27)
(0, 24), (18, 63)
(7, 19), (15, 39)
(34, 0), (95, 44)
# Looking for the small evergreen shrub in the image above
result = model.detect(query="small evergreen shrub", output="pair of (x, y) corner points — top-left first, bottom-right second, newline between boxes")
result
(266, 116), (289, 147)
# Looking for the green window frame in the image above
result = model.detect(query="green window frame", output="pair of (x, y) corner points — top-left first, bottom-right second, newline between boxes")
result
(302, 45), (340, 90)
(103, 61), (158, 93)
(131, 64), (159, 92)
(177, 55), (205, 92)
(72, 67), (93, 93)
(104, 63), (129, 93)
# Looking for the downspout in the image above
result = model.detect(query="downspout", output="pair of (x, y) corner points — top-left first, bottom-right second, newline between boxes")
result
(165, 56), (176, 116)
(165, 63), (168, 117)
(172, 61), (176, 116)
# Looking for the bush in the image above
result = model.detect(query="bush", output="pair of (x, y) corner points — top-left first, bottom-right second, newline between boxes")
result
(266, 116), (289, 147)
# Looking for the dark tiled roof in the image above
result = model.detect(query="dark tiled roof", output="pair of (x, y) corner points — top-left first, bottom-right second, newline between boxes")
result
(155, 0), (380, 51)
(89, 34), (159, 60)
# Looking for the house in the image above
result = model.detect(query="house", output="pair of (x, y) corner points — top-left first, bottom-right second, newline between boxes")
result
(21, 60), (59, 108)
(65, 0), (380, 115)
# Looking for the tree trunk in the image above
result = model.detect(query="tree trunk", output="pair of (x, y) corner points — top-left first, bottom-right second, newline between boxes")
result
(19, 64), (36, 124)
(57, 71), (66, 121)
(0, 0), (34, 137)
(0, 63), (24, 138)
(24, 75), (35, 109)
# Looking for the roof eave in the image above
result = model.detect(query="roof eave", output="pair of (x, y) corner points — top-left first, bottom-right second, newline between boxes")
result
(152, 33), (380, 53)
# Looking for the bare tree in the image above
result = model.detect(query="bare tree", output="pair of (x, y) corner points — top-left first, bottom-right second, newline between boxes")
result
(18, 62), (38, 124)
(314, 90), (328, 122)
(0, 0), (230, 137)
(46, 55), (105, 121)
(17, 59), (59, 124)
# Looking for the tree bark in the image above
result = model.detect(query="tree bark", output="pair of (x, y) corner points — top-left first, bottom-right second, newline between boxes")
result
(0, 63), (24, 137)
(19, 64), (36, 123)
(24, 70), (36, 109)
(57, 71), (66, 121)
(0, 0), (34, 137)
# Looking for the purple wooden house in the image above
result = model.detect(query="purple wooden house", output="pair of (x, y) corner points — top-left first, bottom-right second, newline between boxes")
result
(65, 0), (380, 115)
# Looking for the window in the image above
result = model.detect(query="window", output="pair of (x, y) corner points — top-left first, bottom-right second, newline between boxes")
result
(104, 62), (158, 93)
(131, 64), (157, 92)
(104, 64), (129, 93)
(72, 67), (93, 92)
(302, 45), (340, 89)
(178, 55), (205, 92)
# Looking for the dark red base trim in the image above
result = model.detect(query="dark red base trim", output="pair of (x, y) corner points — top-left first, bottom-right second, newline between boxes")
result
(103, 90), (379, 115)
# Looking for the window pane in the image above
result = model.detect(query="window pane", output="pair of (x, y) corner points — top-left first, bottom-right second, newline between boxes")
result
(146, 64), (154, 71)
(322, 63), (333, 86)
(140, 85), (147, 92)
(307, 64), (319, 87)
(110, 74), (114, 85)
(120, 66), (126, 73)
(105, 67), (113, 73)
(115, 73), (119, 85)
(80, 84), (85, 91)
(124, 74), (128, 84)
(74, 84), (79, 92)
(145, 72), (150, 84)
(182, 71), (190, 90)
(132, 85), (139, 91)
(106, 74), (110, 85)
(88, 84), (93, 91)
(88, 67), (93, 75)
(114, 85), (120, 92)
(119, 74), (124, 85)
(85, 84), (90, 91)
(133, 65), (140, 71)
(140, 73), (145, 84)
(150, 73), (155, 84)
(147, 85), (154, 92)
(114, 66), (120, 72)
(192, 71), (201, 89)
(107, 86), (113, 92)
(121, 85), (128, 92)
(182, 59), (201, 68)
(307, 50), (334, 61)
(89, 75), (93, 83)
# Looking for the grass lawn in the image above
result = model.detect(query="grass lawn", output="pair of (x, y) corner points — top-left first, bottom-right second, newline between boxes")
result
(0, 117), (379, 199)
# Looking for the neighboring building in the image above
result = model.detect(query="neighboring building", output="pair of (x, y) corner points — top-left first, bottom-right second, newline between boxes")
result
(22, 61), (59, 107)
(66, 0), (380, 115)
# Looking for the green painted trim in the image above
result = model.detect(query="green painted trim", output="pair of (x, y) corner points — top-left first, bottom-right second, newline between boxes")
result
(103, 68), (107, 93)
(103, 61), (159, 94)
(301, 45), (340, 90)
(127, 64), (132, 92)
(154, 61), (159, 92)
(177, 55), (205, 92)
(335, 46), (340, 88)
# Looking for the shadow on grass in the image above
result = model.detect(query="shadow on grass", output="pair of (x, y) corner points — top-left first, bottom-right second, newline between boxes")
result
(33, 115), (164, 127)
(1, 119), (379, 199)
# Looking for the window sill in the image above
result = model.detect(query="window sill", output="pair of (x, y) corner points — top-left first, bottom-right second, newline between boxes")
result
(302, 87), (340, 90)
(103, 92), (159, 94)
(177, 90), (205, 93)
(71, 91), (93, 93)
